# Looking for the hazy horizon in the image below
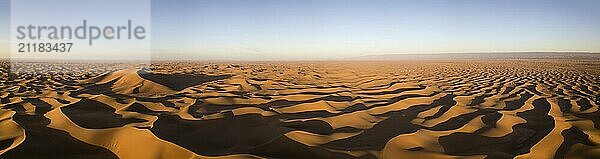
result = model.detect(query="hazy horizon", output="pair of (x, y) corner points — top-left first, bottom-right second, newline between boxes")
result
(2, 0), (600, 60)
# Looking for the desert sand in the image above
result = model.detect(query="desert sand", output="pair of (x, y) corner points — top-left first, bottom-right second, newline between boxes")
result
(0, 59), (599, 159)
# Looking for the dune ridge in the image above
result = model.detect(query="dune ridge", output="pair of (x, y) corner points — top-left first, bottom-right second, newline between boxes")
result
(1, 60), (599, 159)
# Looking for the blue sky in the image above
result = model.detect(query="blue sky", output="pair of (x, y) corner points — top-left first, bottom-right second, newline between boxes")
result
(0, 0), (7, 57)
(2, 0), (600, 60)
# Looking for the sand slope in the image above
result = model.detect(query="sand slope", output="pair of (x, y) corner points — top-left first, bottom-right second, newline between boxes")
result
(1, 60), (599, 159)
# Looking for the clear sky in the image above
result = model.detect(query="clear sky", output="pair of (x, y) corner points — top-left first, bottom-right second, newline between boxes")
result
(2, 0), (600, 60)
(0, 0), (8, 58)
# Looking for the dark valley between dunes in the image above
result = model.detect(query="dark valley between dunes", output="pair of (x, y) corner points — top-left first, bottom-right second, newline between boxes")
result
(0, 59), (599, 159)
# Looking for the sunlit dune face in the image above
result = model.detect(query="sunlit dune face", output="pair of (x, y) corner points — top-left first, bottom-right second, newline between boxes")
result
(0, 60), (599, 159)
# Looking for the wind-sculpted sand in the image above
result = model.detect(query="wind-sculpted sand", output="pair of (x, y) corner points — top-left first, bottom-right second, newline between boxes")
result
(0, 60), (599, 159)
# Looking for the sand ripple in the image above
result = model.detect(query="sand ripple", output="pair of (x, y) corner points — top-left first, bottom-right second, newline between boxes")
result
(1, 60), (599, 159)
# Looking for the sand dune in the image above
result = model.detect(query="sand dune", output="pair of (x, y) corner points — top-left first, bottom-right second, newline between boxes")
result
(1, 60), (599, 159)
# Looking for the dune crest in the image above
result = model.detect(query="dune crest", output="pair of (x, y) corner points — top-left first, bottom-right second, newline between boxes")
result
(1, 60), (599, 159)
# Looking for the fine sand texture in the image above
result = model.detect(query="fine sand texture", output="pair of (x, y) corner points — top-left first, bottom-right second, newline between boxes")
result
(0, 60), (599, 159)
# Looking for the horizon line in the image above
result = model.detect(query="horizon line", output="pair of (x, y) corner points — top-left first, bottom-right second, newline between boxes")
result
(2, 51), (600, 62)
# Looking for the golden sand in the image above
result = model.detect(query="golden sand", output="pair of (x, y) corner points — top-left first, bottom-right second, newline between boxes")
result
(0, 60), (599, 159)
